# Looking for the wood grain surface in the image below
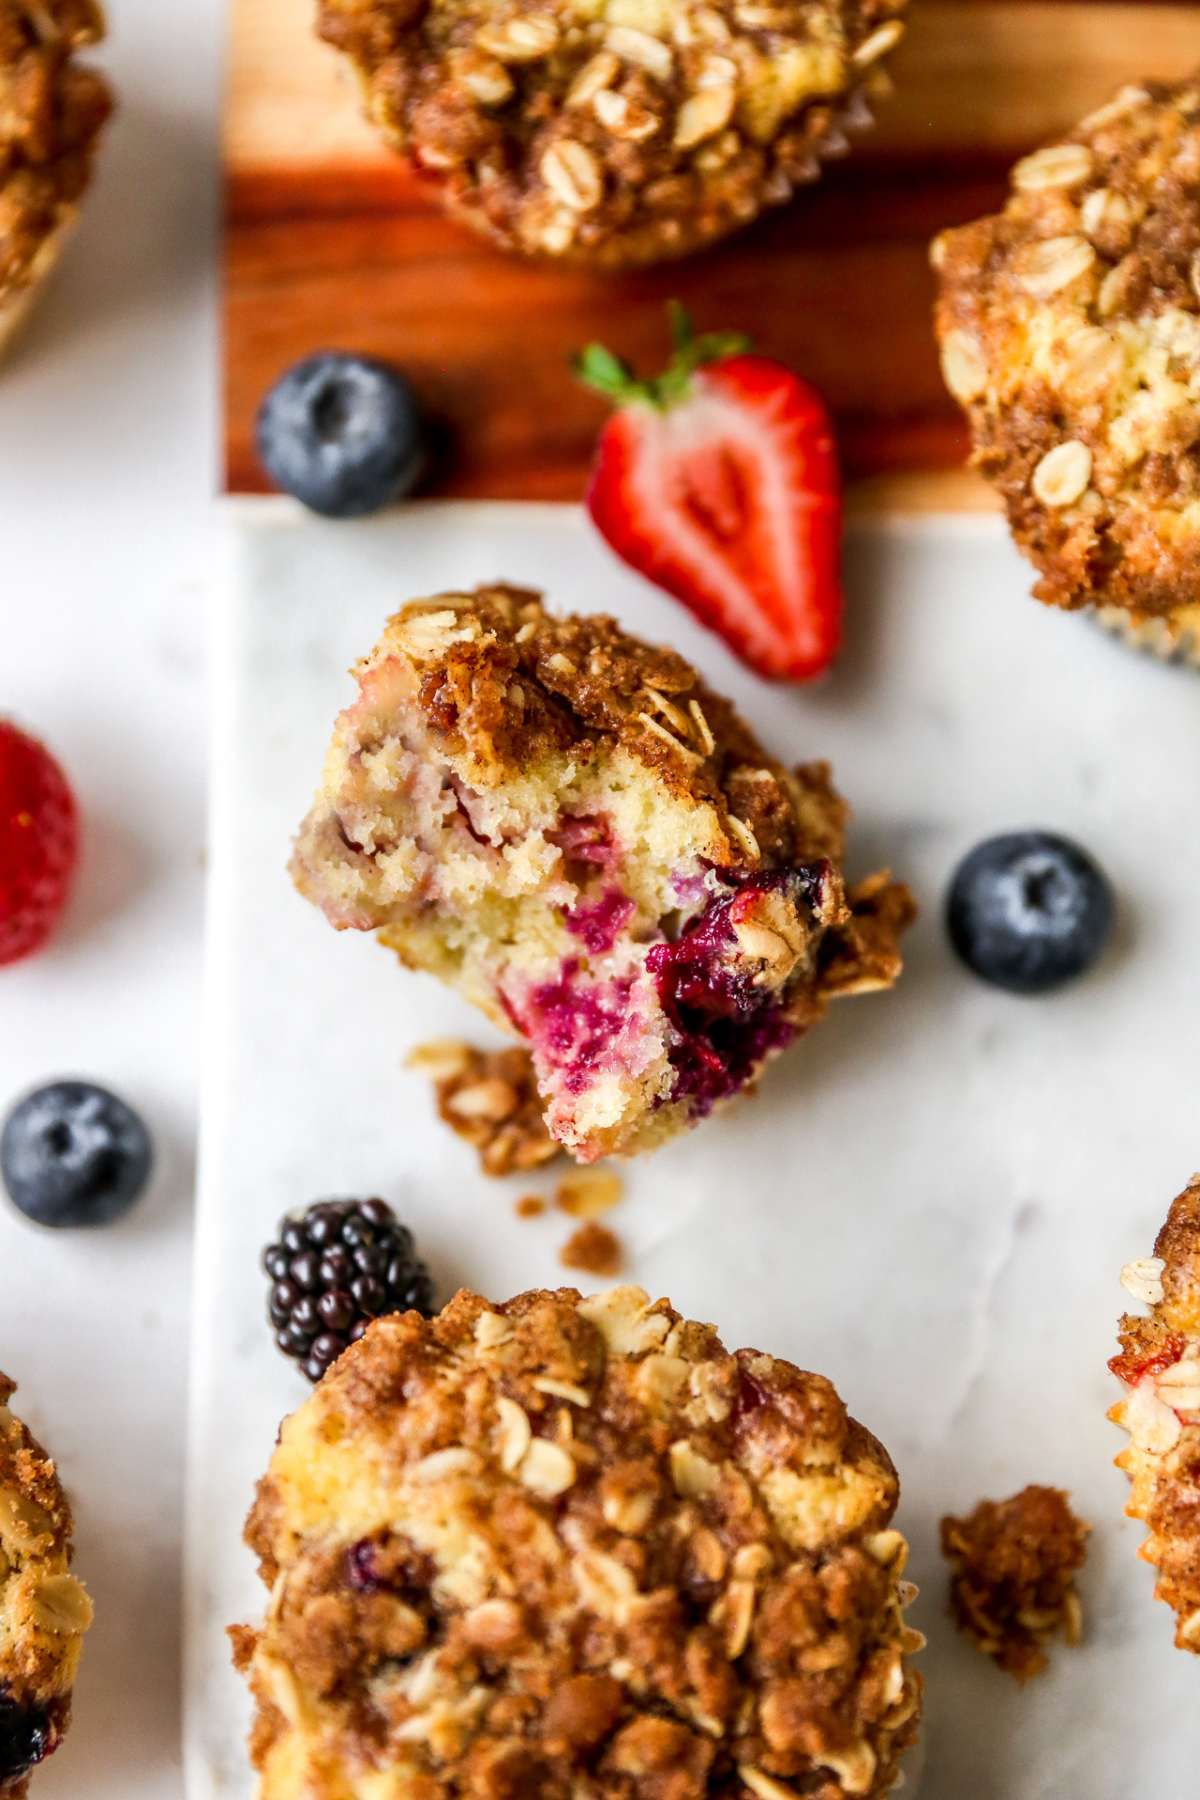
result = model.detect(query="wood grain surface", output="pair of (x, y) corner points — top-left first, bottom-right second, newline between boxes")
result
(224, 1), (1199, 507)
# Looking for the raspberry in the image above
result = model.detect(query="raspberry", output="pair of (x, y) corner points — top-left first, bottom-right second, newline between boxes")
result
(263, 1199), (436, 1383)
(0, 723), (79, 968)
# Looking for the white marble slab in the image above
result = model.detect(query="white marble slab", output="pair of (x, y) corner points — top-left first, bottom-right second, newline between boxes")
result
(187, 500), (1200, 1800)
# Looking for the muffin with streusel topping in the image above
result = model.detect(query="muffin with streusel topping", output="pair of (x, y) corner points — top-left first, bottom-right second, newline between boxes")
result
(0, 1), (112, 354)
(233, 1284), (923, 1799)
(933, 76), (1200, 640)
(290, 584), (913, 1163)
(1110, 1176), (1200, 1655)
(0, 1374), (93, 1797)
(315, 0), (907, 267)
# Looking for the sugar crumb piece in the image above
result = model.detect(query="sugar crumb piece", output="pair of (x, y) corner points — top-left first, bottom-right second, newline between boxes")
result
(940, 1485), (1090, 1680)
(411, 1041), (561, 1177)
(559, 1221), (624, 1277)
(515, 1195), (546, 1219)
(555, 1166), (623, 1219)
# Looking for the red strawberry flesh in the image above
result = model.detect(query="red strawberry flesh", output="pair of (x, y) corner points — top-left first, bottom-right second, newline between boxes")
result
(581, 318), (842, 682)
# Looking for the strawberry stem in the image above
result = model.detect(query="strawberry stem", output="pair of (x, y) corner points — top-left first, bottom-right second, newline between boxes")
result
(574, 303), (752, 411)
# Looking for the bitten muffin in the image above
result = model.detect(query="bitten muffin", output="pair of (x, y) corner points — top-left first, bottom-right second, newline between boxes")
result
(233, 1284), (924, 1798)
(0, 1375), (93, 1796)
(933, 77), (1200, 623)
(315, 0), (907, 267)
(291, 585), (913, 1163)
(0, 1), (112, 355)
(1109, 1176), (1200, 1654)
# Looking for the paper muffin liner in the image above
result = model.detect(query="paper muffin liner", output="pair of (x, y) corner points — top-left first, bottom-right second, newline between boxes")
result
(1091, 604), (1200, 671)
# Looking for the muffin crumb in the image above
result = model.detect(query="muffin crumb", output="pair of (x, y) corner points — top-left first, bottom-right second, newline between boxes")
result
(515, 1193), (546, 1218)
(555, 1166), (623, 1218)
(559, 1219), (624, 1276)
(940, 1485), (1089, 1680)
(408, 1039), (560, 1176)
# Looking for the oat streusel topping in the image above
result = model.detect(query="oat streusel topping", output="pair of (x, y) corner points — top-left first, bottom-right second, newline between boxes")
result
(934, 76), (1200, 621)
(0, 1), (111, 313)
(1110, 1176), (1200, 1654)
(235, 1286), (923, 1798)
(939, 1486), (1088, 1682)
(409, 1040), (562, 1176)
(0, 1374), (93, 1798)
(316, 0), (906, 266)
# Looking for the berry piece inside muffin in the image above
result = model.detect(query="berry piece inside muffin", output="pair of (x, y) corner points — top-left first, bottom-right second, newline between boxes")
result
(0, 1376), (92, 1797)
(0, 1), (112, 354)
(315, 0), (908, 267)
(233, 1284), (923, 1798)
(933, 77), (1200, 623)
(291, 585), (913, 1161)
(1110, 1176), (1200, 1654)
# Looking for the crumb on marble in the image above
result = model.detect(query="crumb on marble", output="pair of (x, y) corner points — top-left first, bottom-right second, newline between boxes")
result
(559, 1221), (624, 1277)
(515, 1195), (546, 1219)
(940, 1485), (1089, 1680)
(555, 1167), (623, 1219)
(406, 1039), (561, 1177)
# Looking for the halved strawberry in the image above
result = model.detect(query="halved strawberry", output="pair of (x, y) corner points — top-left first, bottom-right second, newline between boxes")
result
(576, 305), (842, 682)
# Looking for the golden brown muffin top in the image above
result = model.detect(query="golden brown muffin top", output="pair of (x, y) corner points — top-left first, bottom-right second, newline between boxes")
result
(316, 0), (906, 265)
(934, 76), (1200, 620)
(0, 0), (112, 298)
(237, 1286), (922, 1798)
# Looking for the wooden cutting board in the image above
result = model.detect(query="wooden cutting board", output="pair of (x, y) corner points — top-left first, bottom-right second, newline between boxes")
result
(224, 1), (1199, 509)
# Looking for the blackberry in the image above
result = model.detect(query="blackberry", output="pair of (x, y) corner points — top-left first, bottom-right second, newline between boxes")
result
(0, 1690), (53, 1784)
(263, 1199), (435, 1383)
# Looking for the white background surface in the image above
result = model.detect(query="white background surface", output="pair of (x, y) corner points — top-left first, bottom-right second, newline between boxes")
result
(190, 507), (1199, 1799)
(0, 0), (220, 1794)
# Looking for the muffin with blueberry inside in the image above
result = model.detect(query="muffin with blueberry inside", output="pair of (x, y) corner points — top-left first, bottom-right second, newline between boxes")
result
(291, 584), (913, 1163)
(0, 1), (113, 356)
(232, 1283), (924, 1798)
(315, 0), (907, 267)
(1110, 1176), (1200, 1654)
(0, 1376), (92, 1796)
(933, 76), (1200, 655)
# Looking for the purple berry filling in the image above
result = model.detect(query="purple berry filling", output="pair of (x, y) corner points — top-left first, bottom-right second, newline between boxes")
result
(550, 811), (618, 872)
(565, 886), (636, 955)
(647, 865), (828, 1116)
(345, 1539), (383, 1593)
(523, 961), (641, 1096)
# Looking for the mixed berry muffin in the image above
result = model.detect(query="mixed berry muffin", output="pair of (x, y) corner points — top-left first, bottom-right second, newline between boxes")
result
(315, 0), (907, 267)
(933, 76), (1200, 628)
(0, 0), (112, 354)
(291, 585), (913, 1163)
(233, 1284), (924, 1798)
(0, 1375), (92, 1796)
(1110, 1176), (1200, 1654)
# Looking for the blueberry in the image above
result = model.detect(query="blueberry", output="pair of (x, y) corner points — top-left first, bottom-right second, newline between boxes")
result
(255, 352), (425, 518)
(0, 1081), (153, 1228)
(946, 831), (1115, 994)
(0, 1691), (52, 1782)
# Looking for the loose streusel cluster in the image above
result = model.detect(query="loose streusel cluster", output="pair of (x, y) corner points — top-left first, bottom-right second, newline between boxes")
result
(234, 1285), (923, 1798)
(0, 0), (111, 349)
(316, 0), (906, 266)
(291, 585), (913, 1162)
(408, 1040), (562, 1176)
(934, 76), (1200, 622)
(939, 1487), (1089, 1682)
(1110, 1176), (1200, 1655)
(0, 1375), (92, 1798)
